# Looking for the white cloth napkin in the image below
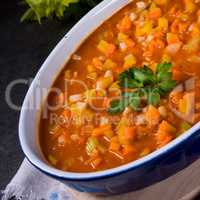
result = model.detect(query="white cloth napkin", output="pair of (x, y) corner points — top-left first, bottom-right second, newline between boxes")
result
(2, 159), (200, 200)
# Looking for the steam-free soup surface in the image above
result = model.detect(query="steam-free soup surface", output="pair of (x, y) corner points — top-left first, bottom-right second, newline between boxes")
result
(40, 0), (200, 172)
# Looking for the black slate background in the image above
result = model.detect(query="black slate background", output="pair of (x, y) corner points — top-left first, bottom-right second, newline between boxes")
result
(0, 0), (78, 190)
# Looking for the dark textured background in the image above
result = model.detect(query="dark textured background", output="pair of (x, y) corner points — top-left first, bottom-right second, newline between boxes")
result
(0, 1), (78, 189)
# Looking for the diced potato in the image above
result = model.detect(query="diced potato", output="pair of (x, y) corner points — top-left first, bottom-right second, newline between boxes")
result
(103, 59), (117, 70)
(136, 21), (153, 36)
(118, 32), (129, 42)
(123, 54), (137, 69)
(158, 106), (167, 118)
(97, 40), (116, 56)
(69, 94), (83, 103)
(136, 1), (147, 10)
(96, 76), (113, 89)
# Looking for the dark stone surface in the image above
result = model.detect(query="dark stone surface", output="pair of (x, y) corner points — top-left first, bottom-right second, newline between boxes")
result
(0, 0), (77, 189)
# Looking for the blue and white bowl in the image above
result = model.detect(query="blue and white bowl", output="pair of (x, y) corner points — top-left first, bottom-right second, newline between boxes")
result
(19, 0), (200, 195)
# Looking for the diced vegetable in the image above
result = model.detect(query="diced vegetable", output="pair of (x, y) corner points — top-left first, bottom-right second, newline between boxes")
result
(167, 33), (180, 44)
(97, 40), (116, 56)
(149, 7), (162, 20)
(117, 15), (132, 32)
(179, 99), (187, 114)
(154, 0), (168, 5)
(92, 125), (112, 137)
(158, 106), (167, 118)
(109, 136), (121, 151)
(158, 120), (176, 133)
(86, 137), (99, 156)
(145, 105), (161, 125)
(158, 17), (168, 31)
(180, 122), (191, 133)
(123, 54), (137, 69)
(91, 157), (103, 169)
(124, 126), (136, 140)
(96, 76), (113, 89)
(103, 59), (117, 70)
(48, 155), (57, 165)
(122, 145), (136, 155)
(140, 148), (151, 157)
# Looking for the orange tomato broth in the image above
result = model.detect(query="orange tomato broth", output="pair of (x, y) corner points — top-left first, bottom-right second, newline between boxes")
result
(40, 0), (200, 172)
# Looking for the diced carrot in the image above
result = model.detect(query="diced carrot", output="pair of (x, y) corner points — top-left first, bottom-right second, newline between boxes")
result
(172, 69), (185, 81)
(156, 131), (173, 148)
(92, 125), (112, 137)
(117, 15), (132, 32)
(91, 157), (103, 169)
(158, 120), (176, 134)
(167, 33), (180, 44)
(184, 0), (197, 13)
(122, 145), (136, 156)
(92, 57), (103, 70)
(124, 126), (137, 140)
(154, 0), (168, 5)
(140, 148), (151, 157)
(149, 7), (162, 20)
(109, 136), (121, 151)
(156, 120), (175, 148)
(145, 105), (161, 125)
(97, 40), (116, 56)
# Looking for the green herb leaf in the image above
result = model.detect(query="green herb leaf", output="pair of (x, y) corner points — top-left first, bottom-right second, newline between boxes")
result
(108, 99), (127, 115)
(108, 62), (177, 114)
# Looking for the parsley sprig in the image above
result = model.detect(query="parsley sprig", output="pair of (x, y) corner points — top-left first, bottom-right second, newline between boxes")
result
(108, 63), (176, 114)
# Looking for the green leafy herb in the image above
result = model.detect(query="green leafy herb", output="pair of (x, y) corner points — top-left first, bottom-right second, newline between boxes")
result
(21, 0), (101, 23)
(108, 62), (176, 114)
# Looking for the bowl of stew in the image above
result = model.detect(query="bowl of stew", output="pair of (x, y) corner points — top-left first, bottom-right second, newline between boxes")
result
(19, 0), (200, 195)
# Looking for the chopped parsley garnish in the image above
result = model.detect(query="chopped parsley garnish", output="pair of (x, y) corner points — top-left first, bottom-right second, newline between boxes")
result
(108, 62), (176, 114)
